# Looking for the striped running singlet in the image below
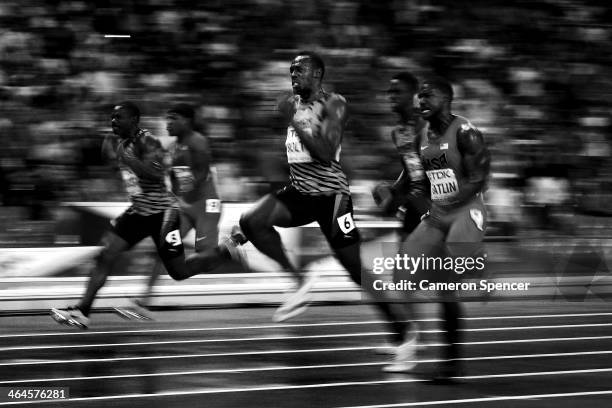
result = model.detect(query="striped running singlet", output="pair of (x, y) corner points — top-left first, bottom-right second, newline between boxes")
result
(117, 129), (175, 215)
(285, 92), (350, 195)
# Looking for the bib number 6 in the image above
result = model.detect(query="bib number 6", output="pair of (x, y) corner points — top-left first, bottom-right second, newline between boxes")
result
(337, 213), (356, 234)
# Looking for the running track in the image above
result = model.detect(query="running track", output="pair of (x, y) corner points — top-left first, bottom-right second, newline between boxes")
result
(1, 301), (611, 407)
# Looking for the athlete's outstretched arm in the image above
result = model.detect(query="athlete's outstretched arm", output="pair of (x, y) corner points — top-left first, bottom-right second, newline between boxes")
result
(121, 132), (166, 181)
(292, 94), (347, 165)
(455, 124), (491, 204)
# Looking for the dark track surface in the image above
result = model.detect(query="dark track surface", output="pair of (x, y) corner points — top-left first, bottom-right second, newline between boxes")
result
(1, 301), (611, 407)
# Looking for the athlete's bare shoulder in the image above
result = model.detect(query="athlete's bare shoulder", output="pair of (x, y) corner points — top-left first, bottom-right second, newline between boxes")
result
(277, 92), (297, 120)
(323, 92), (348, 124)
(456, 121), (485, 154)
(185, 132), (210, 154)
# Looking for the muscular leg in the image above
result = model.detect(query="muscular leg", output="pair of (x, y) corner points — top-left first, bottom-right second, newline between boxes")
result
(440, 202), (486, 369)
(334, 242), (408, 343)
(239, 194), (301, 281)
(77, 231), (130, 316)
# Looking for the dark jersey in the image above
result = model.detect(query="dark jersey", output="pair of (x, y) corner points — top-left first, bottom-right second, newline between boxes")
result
(169, 137), (218, 203)
(391, 121), (426, 197)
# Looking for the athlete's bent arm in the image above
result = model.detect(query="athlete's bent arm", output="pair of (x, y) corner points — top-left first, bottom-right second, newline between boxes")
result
(454, 125), (490, 204)
(292, 95), (347, 165)
(121, 134), (166, 181)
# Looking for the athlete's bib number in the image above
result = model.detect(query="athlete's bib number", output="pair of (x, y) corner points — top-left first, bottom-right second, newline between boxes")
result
(165, 229), (182, 247)
(121, 169), (142, 196)
(172, 166), (195, 194)
(426, 168), (459, 202)
(206, 199), (221, 213)
(337, 212), (356, 234)
(286, 126), (313, 164)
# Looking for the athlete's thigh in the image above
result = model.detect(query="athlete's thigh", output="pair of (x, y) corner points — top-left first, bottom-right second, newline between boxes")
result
(150, 208), (186, 265)
(179, 207), (195, 238)
(400, 218), (446, 256)
(243, 188), (314, 228)
(98, 230), (131, 260)
(191, 198), (222, 252)
(446, 202), (487, 244)
(316, 193), (360, 250)
(110, 209), (151, 249)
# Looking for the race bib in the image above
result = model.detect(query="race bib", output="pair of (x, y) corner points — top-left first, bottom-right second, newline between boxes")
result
(337, 212), (356, 234)
(165, 229), (182, 247)
(206, 198), (221, 213)
(286, 126), (313, 164)
(172, 166), (195, 194)
(120, 169), (142, 196)
(426, 168), (459, 201)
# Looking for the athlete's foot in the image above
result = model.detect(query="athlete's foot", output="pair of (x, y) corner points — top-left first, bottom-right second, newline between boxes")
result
(273, 272), (319, 322)
(219, 235), (249, 271)
(375, 324), (425, 355)
(114, 299), (153, 321)
(50, 306), (90, 329)
(383, 329), (418, 372)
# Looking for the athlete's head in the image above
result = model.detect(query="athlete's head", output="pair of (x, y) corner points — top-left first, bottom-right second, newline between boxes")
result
(111, 101), (140, 138)
(290, 51), (325, 98)
(388, 72), (419, 115)
(166, 103), (195, 138)
(418, 76), (454, 120)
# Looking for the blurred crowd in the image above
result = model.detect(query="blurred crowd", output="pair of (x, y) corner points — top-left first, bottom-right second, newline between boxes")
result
(1, 0), (611, 239)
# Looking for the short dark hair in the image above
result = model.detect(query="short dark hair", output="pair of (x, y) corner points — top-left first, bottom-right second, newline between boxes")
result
(167, 103), (195, 122)
(116, 101), (141, 122)
(422, 76), (454, 101)
(295, 51), (325, 80)
(391, 72), (419, 94)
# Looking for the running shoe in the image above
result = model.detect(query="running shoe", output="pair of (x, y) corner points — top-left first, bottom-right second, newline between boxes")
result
(50, 306), (90, 329)
(114, 299), (153, 321)
(383, 330), (418, 372)
(375, 324), (424, 355)
(273, 272), (318, 322)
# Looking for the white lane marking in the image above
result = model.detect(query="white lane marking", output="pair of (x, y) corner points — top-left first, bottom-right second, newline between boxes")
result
(0, 332), (390, 352)
(336, 390), (612, 408)
(1, 320), (391, 338)
(3, 350), (612, 385)
(1, 372), (612, 405)
(2, 335), (612, 367)
(3, 322), (612, 352)
(103, 34), (131, 38)
(5, 312), (612, 338)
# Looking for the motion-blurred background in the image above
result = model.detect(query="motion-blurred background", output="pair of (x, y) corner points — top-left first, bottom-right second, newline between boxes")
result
(0, 0), (611, 250)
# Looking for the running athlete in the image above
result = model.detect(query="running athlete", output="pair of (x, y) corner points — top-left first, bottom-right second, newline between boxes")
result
(114, 103), (244, 319)
(373, 72), (429, 238)
(373, 73), (430, 364)
(234, 52), (409, 339)
(385, 77), (491, 382)
(51, 102), (192, 329)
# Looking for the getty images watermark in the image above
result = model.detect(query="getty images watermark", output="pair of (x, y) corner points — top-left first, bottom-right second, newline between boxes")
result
(362, 243), (532, 301)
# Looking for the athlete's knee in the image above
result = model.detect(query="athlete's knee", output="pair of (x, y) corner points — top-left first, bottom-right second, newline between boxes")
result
(239, 211), (270, 238)
(95, 245), (119, 268)
(162, 256), (190, 281)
